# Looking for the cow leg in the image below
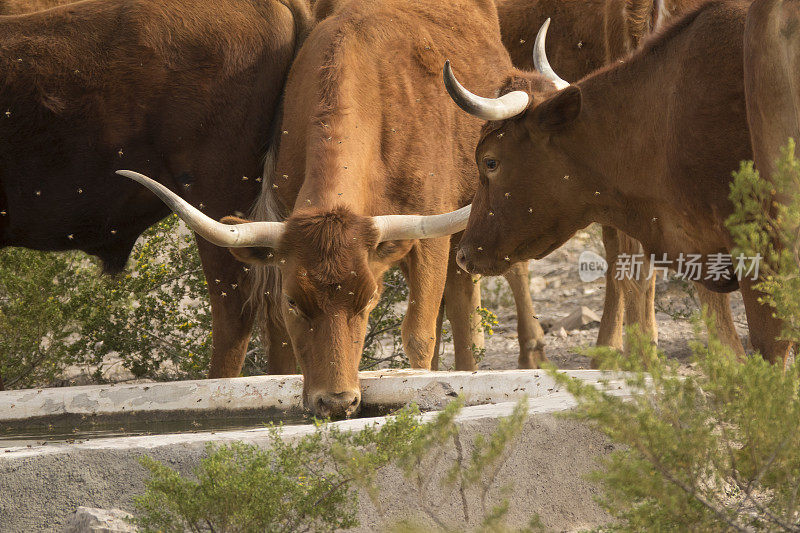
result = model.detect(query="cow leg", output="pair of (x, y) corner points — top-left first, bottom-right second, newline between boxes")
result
(431, 303), (444, 371)
(443, 244), (483, 371)
(621, 235), (658, 346)
(597, 226), (625, 352)
(197, 239), (255, 378)
(694, 284), (745, 358)
(622, 267), (658, 346)
(740, 279), (792, 365)
(503, 261), (547, 369)
(400, 239), (450, 369)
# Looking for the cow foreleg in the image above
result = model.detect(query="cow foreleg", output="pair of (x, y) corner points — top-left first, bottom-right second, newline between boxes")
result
(443, 243), (483, 371)
(597, 226), (658, 363)
(622, 264), (658, 347)
(431, 302), (444, 371)
(597, 226), (626, 353)
(400, 239), (450, 370)
(197, 239), (255, 378)
(740, 279), (792, 365)
(503, 261), (547, 369)
(620, 233), (658, 347)
(694, 284), (745, 358)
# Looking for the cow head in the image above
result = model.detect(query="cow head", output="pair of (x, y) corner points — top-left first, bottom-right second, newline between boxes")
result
(223, 207), (400, 419)
(444, 19), (593, 276)
(115, 170), (469, 418)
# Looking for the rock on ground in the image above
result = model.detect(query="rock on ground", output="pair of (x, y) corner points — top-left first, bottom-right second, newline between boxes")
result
(62, 507), (136, 533)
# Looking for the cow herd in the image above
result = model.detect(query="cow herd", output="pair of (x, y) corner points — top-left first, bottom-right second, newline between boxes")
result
(1, 0), (796, 417)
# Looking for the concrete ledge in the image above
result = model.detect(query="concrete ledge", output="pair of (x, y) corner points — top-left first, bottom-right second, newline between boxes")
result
(0, 392), (624, 531)
(0, 369), (627, 422)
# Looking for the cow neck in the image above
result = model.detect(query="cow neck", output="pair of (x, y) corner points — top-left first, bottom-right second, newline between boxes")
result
(562, 45), (689, 256)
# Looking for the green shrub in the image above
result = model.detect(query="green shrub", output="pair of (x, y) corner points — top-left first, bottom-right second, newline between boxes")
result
(133, 398), (533, 533)
(0, 245), (88, 389)
(361, 267), (409, 370)
(0, 215), (216, 388)
(72, 214), (214, 380)
(553, 320), (800, 531)
(546, 141), (800, 531)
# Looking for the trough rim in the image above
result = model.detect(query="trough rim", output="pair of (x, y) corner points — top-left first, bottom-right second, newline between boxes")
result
(0, 369), (632, 423)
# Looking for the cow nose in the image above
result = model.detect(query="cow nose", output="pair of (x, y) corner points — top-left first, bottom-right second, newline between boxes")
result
(456, 246), (472, 273)
(313, 390), (361, 419)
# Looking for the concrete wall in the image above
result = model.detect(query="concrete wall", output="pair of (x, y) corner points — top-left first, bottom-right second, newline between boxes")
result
(0, 371), (634, 531)
(0, 394), (623, 532)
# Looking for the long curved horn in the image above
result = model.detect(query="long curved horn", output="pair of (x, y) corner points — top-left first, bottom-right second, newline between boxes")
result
(117, 170), (285, 248)
(533, 18), (570, 90)
(443, 61), (530, 120)
(372, 204), (472, 242)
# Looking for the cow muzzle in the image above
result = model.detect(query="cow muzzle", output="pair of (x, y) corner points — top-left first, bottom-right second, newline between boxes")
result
(308, 389), (361, 419)
(457, 244), (509, 276)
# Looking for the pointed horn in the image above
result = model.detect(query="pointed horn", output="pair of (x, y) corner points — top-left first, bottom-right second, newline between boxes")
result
(533, 18), (570, 90)
(117, 170), (285, 248)
(443, 61), (530, 120)
(373, 204), (472, 242)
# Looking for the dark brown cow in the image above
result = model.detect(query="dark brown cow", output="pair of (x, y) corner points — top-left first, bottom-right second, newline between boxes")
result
(122, 0), (554, 417)
(443, 1), (792, 363)
(498, 0), (708, 77)
(0, 0), (311, 377)
(496, 0), (744, 359)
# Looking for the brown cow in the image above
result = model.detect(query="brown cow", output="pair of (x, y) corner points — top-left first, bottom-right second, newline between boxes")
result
(442, 2), (792, 362)
(121, 0), (553, 417)
(307, 0), (548, 375)
(740, 0), (800, 362)
(496, 0), (743, 358)
(744, 0), (800, 188)
(0, 0), (311, 378)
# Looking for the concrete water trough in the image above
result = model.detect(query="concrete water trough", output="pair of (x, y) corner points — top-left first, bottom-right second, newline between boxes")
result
(0, 369), (634, 531)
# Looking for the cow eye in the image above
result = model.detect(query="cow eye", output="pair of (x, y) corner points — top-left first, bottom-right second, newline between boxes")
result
(285, 295), (297, 308)
(484, 158), (499, 171)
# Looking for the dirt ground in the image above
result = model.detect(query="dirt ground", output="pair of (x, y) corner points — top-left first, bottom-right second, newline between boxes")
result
(438, 225), (750, 373)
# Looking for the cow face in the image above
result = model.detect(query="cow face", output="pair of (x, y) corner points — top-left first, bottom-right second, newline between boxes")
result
(226, 208), (410, 418)
(457, 87), (594, 275)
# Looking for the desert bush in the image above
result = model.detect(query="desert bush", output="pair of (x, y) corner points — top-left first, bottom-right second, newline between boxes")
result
(133, 398), (533, 533)
(547, 142), (800, 531)
(361, 267), (409, 370)
(0, 245), (88, 389)
(0, 215), (216, 388)
(553, 320), (800, 531)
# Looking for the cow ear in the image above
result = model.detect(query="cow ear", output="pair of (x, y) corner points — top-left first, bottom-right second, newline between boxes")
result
(220, 215), (280, 265)
(531, 86), (582, 132)
(373, 240), (413, 261)
(227, 246), (280, 265)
